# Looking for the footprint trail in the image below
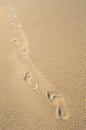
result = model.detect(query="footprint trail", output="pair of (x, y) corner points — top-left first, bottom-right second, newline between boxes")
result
(7, 0), (70, 120)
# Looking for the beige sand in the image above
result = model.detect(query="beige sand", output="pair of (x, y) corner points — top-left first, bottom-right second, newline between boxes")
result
(0, 0), (85, 130)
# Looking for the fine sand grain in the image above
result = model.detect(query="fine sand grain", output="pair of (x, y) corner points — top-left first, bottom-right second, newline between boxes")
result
(0, 0), (85, 130)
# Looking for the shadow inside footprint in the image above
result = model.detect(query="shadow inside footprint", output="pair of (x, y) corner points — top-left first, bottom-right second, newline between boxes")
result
(12, 38), (21, 45)
(58, 107), (62, 118)
(24, 72), (30, 82)
(55, 103), (70, 120)
(47, 91), (50, 100)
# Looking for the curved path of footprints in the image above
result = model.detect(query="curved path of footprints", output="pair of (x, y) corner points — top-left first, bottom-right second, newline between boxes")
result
(7, 0), (70, 120)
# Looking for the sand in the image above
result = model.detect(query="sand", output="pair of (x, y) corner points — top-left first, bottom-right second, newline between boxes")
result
(0, 0), (85, 130)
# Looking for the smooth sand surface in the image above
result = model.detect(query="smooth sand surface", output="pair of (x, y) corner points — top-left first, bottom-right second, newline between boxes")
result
(0, 0), (85, 130)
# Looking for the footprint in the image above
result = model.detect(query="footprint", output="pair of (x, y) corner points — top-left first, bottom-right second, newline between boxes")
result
(21, 48), (29, 59)
(9, 22), (16, 28)
(12, 15), (17, 20)
(8, 15), (17, 24)
(24, 72), (39, 90)
(55, 102), (70, 120)
(17, 24), (23, 33)
(24, 72), (30, 82)
(29, 77), (39, 90)
(47, 91), (63, 106)
(12, 37), (21, 45)
(16, 24), (25, 40)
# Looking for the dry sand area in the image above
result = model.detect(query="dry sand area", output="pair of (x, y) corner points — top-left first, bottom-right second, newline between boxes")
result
(0, 0), (86, 130)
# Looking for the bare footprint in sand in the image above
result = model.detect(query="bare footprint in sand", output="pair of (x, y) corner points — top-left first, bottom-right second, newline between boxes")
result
(24, 72), (39, 90)
(11, 15), (17, 21)
(21, 48), (30, 59)
(47, 91), (63, 106)
(17, 24), (23, 31)
(10, 23), (17, 30)
(12, 37), (21, 45)
(55, 101), (70, 120)
(47, 91), (69, 120)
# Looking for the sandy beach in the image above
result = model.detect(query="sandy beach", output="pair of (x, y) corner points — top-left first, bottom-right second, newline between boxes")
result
(0, 0), (85, 130)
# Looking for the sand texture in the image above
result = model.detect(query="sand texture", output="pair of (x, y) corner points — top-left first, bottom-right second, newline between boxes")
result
(0, 0), (85, 130)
